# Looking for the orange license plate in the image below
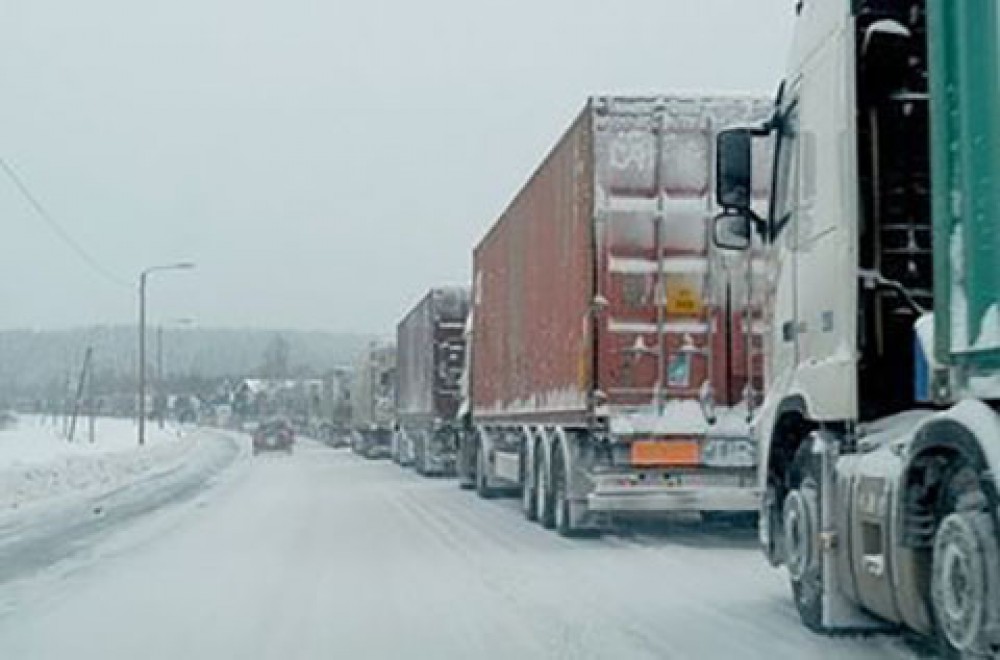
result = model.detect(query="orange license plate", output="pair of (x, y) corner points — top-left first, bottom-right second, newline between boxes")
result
(630, 440), (700, 467)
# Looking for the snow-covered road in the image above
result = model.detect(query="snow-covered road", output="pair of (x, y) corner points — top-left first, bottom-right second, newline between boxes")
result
(0, 439), (924, 659)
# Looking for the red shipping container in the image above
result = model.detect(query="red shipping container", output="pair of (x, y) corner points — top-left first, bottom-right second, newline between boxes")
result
(471, 96), (772, 431)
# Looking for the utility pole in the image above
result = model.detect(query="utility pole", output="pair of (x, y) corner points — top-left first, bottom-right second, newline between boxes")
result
(88, 359), (96, 444)
(67, 347), (93, 442)
(157, 325), (164, 389)
(139, 271), (147, 445)
(61, 366), (73, 439)
(157, 325), (164, 429)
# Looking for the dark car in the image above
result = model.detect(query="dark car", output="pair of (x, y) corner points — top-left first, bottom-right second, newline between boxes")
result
(253, 418), (295, 456)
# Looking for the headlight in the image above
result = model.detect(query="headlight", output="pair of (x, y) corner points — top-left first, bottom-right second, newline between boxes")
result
(701, 437), (756, 468)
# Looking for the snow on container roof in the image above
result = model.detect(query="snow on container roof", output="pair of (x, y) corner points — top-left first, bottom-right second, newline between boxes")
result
(475, 95), (774, 254)
(593, 95), (773, 201)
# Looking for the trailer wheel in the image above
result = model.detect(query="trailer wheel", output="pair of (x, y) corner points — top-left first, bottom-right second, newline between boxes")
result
(535, 447), (554, 529)
(457, 432), (476, 489)
(475, 440), (495, 499)
(783, 440), (824, 632)
(521, 446), (538, 521)
(930, 463), (1000, 658)
(390, 434), (400, 465)
(413, 434), (425, 476)
(552, 443), (575, 537)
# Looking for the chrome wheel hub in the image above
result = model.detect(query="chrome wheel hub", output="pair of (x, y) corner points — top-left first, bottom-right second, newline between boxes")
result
(932, 512), (990, 652)
(784, 489), (814, 582)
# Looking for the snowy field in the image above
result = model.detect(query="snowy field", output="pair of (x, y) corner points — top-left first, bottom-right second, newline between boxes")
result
(0, 439), (930, 660)
(0, 415), (195, 512)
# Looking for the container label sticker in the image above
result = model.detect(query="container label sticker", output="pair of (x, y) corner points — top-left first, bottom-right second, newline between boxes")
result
(667, 353), (691, 388)
(665, 275), (703, 316)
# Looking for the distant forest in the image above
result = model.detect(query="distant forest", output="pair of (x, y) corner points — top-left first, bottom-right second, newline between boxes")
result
(0, 326), (374, 402)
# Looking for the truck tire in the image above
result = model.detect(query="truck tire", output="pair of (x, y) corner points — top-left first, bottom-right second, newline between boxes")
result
(475, 440), (495, 499)
(552, 444), (575, 537)
(521, 447), (538, 521)
(536, 448), (555, 529)
(930, 462), (1000, 659)
(783, 440), (824, 632)
(931, 510), (999, 658)
(459, 466), (475, 489)
(457, 434), (475, 490)
(413, 434), (425, 476)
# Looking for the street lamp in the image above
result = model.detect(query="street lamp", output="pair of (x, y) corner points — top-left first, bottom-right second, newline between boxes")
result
(138, 262), (195, 445)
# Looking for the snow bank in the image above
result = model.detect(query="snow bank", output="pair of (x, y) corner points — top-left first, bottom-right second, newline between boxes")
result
(0, 416), (197, 512)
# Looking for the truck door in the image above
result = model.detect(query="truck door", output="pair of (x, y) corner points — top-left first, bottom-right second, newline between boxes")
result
(767, 98), (801, 382)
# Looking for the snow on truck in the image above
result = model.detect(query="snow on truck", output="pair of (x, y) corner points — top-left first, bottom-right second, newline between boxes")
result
(713, 0), (1000, 655)
(350, 341), (396, 459)
(393, 287), (470, 474)
(457, 95), (774, 535)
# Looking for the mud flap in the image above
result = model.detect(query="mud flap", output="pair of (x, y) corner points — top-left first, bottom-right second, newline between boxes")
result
(568, 498), (606, 532)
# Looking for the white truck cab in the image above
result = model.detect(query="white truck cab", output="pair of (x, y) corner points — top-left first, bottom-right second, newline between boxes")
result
(713, 0), (1000, 655)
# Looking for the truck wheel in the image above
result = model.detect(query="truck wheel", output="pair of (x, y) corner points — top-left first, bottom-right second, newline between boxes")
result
(459, 464), (475, 489)
(458, 435), (475, 490)
(521, 448), (538, 521)
(783, 441), (824, 632)
(475, 441), (495, 499)
(930, 463), (1000, 658)
(552, 445), (575, 537)
(413, 435), (425, 475)
(931, 510), (999, 657)
(536, 448), (554, 529)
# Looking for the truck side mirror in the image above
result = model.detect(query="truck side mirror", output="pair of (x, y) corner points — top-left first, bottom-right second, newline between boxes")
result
(713, 212), (752, 251)
(716, 129), (753, 212)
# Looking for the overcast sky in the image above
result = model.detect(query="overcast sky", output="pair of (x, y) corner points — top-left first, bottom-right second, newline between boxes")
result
(0, 0), (794, 333)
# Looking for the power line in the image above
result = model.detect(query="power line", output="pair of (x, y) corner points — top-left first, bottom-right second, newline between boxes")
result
(0, 155), (131, 289)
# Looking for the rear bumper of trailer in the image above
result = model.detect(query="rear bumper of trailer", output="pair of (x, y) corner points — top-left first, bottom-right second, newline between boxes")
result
(587, 483), (761, 513)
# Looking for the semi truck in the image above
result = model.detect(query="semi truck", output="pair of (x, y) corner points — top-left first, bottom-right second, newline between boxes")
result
(350, 341), (396, 459)
(712, 0), (1000, 655)
(393, 287), (470, 474)
(318, 367), (353, 447)
(458, 95), (774, 535)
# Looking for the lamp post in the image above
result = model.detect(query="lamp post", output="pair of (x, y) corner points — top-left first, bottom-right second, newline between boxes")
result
(138, 263), (194, 445)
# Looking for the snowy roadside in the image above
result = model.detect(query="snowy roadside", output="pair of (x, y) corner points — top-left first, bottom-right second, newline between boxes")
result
(0, 415), (199, 513)
(0, 418), (245, 591)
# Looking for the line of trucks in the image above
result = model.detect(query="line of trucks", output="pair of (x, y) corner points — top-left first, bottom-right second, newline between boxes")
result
(347, 1), (999, 656)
